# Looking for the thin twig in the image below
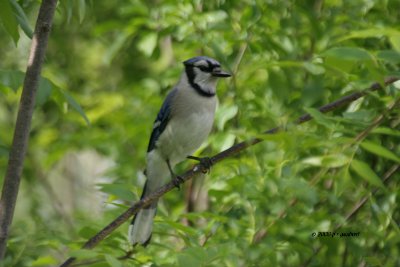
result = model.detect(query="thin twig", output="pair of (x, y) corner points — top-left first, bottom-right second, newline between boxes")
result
(351, 98), (400, 145)
(339, 164), (399, 227)
(301, 164), (400, 267)
(59, 76), (399, 267)
(253, 97), (399, 244)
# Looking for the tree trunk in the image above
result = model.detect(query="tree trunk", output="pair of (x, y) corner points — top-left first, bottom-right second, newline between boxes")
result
(0, 0), (58, 258)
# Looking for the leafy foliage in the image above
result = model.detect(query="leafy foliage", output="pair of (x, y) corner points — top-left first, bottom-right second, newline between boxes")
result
(0, 0), (399, 266)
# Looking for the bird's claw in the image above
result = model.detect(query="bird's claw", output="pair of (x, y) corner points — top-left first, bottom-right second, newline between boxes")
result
(166, 159), (183, 190)
(187, 156), (214, 174)
(172, 175), (184, 190)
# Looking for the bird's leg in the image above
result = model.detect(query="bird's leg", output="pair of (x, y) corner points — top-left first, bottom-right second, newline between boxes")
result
(187, 155), (213, 174)
(166, 159), (183, 190)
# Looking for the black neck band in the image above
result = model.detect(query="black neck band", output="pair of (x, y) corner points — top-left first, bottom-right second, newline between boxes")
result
(185, 66), (215, 97)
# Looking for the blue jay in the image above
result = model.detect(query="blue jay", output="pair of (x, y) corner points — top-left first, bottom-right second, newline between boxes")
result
(128, 56), (231, 246)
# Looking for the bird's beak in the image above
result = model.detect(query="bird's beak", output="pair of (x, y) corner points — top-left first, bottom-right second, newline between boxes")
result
(212, 68), (232, 78)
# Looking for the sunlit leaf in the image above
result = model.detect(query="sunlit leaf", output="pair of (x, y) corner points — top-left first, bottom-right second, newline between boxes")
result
(350, 159), (385, 188)
(361, 141), (400, 163)
(303, 62), (325, 75)
(31, 256), (57, 266)
(302, 154), (350, 168)
(137, 33), (157, 57)
(337, 28), (400, 42)
(389, 35), (400, 51)
(216, 104), (238, 130)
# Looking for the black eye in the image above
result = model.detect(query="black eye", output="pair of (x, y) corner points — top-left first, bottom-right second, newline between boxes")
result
(198, 66), (209, 72)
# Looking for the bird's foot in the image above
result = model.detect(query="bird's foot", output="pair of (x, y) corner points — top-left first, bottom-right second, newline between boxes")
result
(187, 156), (214, 174)
(172, 175), (184, 190)
(166, 159), (183, 190)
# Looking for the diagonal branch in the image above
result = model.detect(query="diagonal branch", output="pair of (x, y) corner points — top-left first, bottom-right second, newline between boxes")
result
(59, 76), (399, 267)
(301, 163), (400, 267)
(253, 97), (400, 244)
(0, 0), (58, 259)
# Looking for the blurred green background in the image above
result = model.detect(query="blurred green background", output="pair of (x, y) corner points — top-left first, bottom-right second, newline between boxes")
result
(0, 0), (400, 266)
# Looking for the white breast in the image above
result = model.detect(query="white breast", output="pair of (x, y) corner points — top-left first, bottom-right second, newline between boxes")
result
(156, 86), (217, 165)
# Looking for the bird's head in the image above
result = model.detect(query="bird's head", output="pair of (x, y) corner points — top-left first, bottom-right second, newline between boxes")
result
(183, 56), (231, 96)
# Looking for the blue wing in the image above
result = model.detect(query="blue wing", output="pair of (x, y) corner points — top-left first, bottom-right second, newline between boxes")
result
(147, 89), (177, 152)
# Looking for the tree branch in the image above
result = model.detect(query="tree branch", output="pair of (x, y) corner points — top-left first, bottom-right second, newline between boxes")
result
(59, 76), (399, 267)
(301, 163), (400, 267)
(253, 97), (400, 244)
(0, 0), (58, 258)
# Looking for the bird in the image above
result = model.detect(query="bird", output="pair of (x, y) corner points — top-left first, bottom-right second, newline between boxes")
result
(128, 56), (231, 246)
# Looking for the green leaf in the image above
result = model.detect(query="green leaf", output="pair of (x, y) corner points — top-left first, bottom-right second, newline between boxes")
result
(36, 78), (53, 106)
(0, 0), (19, 44)
(10, 0), (33, 38)
(77, 0), (86, 23)
(137, 33), (157, 57)
(55, 87), (91, 125)
(64, 0), (73, 24)
(323, 47), (379, 77)
(322, 154), (350, 168)
(97, 183), (134, 202)
(70, 249), (100, 259)
(216, 104), (238, 130)
(0, 71), (59, 106)
(323, 47), (373, 61)
(0, 69), (25, 92)
(31, 256), (57, 266)
(364, 256), (383, 266)
(304, 107), (334, 129)
(376, 50), (400, 64)
(371, 127), (400, 137)
(105, 255), (122, 267)
(302, 154), (350, 168)
(360, 141), (400, 163)
(0, 145), (8, 157)
(303, 62), (325, 75)
(163, 220), (198, 235)
(78, 226), (98, 239)
(389, 35), (400, 51)
(211, 132), (236, 152)
(177, 247), (207, 267)
(103, 32), (130, 65)
(350, 160), (385, 188)
(337, 28), (400, 42)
